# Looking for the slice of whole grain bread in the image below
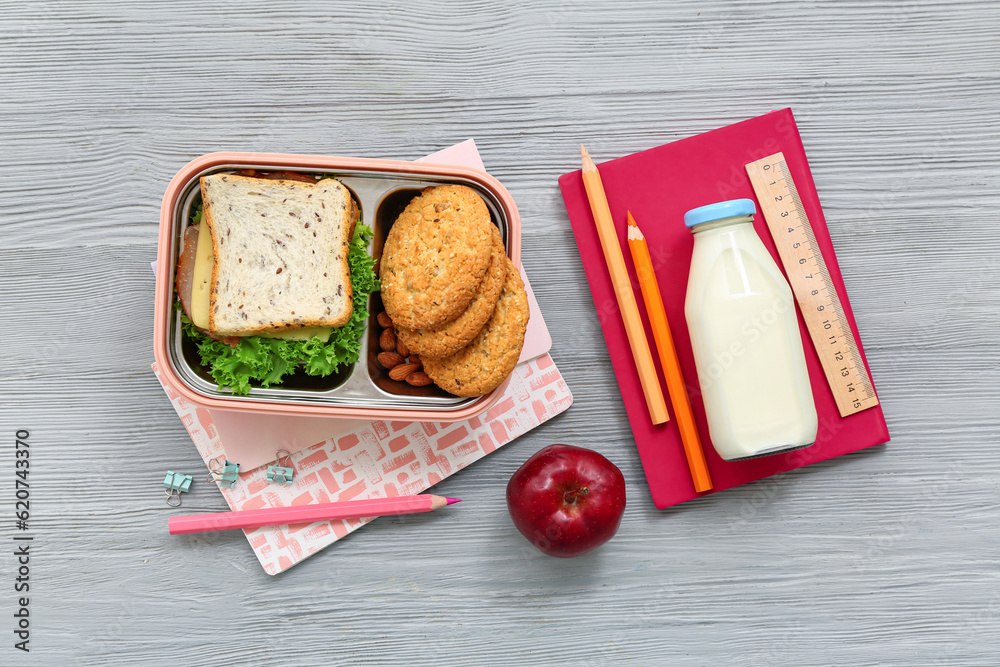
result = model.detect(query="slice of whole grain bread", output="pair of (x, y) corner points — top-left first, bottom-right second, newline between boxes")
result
(201, 173), (356, 336)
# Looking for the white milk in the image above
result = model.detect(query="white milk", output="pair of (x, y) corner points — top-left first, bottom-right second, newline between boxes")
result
(683, 200), (817, 461)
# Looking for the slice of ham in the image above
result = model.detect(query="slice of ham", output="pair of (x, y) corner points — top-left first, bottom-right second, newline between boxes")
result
(207, 332), (242, 347)
(175, 224), (240, 347)
(175, 224), (198, 317)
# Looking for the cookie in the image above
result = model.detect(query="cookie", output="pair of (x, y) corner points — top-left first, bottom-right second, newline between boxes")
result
(422, 259), (529, 397)
(380, 185), (494, 330)
(396, 226), (507, 359)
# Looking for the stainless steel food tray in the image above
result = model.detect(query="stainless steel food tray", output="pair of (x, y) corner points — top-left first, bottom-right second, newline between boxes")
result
(165, 163), (512, 412)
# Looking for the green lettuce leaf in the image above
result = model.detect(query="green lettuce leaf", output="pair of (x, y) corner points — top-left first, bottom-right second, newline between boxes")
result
(180, 219), (378, 395)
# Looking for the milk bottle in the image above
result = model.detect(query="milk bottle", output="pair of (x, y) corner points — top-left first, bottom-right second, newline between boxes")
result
(683, 199), (817, 461)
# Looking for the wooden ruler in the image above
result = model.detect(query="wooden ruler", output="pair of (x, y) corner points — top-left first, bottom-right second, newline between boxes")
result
(745, 152), (878, 417)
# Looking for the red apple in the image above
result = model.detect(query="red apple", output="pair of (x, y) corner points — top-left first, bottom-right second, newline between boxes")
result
(506, 444), (626, 558)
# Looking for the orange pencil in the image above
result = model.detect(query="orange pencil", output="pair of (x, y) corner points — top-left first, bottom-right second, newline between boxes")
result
(626, 211), (713, 492)
(580, 146), (668, 425)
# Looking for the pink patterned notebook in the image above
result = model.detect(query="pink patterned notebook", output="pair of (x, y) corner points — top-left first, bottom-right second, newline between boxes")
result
(154, 355), (571, 574)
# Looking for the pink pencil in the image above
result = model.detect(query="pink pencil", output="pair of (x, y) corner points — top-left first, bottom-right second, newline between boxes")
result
(168, 495), (461, 535)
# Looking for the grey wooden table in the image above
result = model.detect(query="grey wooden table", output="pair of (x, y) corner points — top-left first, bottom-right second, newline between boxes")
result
(3, 1), (998, 664)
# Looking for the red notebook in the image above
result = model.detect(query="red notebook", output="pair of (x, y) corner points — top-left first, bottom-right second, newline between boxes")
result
(559, 109), (890, 509)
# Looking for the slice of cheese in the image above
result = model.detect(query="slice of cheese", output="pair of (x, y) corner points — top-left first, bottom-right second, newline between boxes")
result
(260, 327), (333, 342)
(189, 219), (332, 342)
(189, 220), (213, 329)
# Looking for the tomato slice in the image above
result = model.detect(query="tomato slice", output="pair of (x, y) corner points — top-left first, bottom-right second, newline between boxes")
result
(262, 170), (319, 184)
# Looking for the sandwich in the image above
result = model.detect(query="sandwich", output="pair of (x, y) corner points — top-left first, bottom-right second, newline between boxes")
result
(175, 170), (378, 395)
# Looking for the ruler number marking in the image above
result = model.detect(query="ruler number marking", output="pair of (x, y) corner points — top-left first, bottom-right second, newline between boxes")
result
(746, 153), (878, 417)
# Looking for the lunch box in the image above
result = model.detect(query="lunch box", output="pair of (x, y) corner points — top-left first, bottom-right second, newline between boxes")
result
(153, 152), (521, 421)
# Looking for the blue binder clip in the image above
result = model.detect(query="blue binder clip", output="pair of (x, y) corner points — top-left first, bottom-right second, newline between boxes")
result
(266, 450), (295, 485)
(207, 456), (240, 488)
(164, 471), (194, 507)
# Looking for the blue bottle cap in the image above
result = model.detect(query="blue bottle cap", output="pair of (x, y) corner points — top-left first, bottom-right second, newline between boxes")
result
(683, 199), (756, 228)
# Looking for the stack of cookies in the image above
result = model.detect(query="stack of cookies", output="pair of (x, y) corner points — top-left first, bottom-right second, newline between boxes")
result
(380, 185), (529, 397)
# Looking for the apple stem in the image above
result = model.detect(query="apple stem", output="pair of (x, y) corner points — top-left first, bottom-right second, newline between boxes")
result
(563, 487), (590, 505)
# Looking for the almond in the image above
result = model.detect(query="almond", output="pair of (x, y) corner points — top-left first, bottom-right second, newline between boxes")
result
(377, 351), (404, 369)
(376, 311), (393, 329)
(379, 328), (396, 352)
(405, 371), (432, 387)
(408, 355), (423, 371)
(396, 337), (410, 358)
(388, 363), (420, 382)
